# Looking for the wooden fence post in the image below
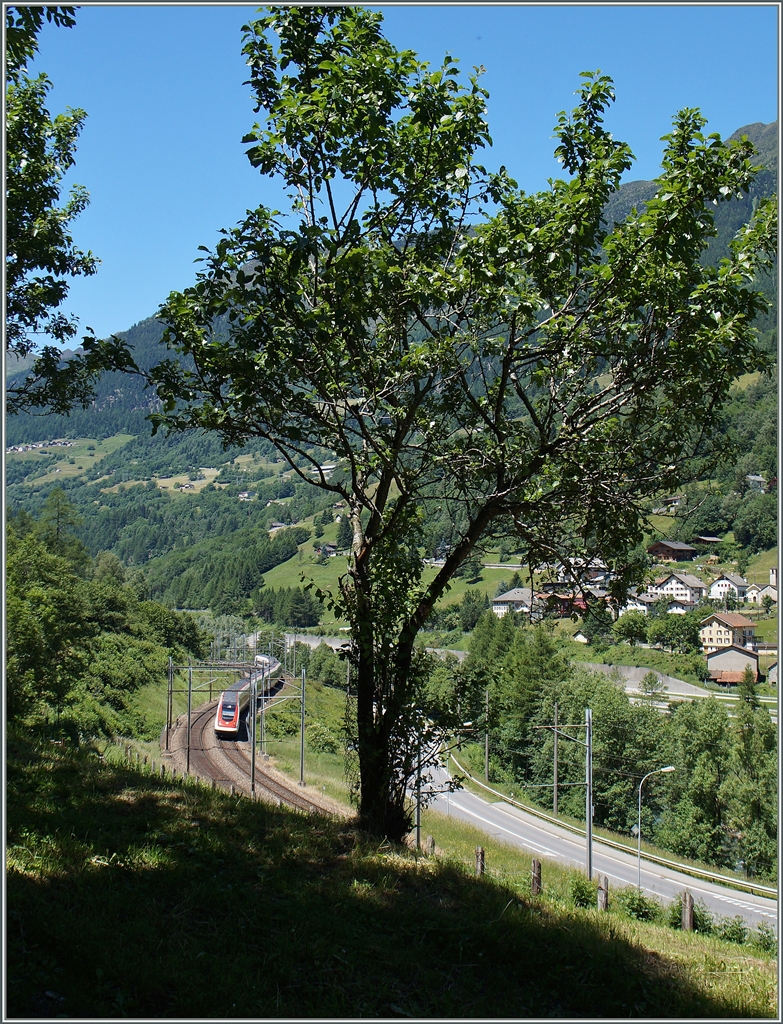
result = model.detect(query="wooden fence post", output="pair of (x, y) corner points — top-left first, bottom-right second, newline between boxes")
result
(531, 858), (542, 895)
(681, 891), (694, 931)
(597, 874), (609, 911)
(475, 846), (485, 877)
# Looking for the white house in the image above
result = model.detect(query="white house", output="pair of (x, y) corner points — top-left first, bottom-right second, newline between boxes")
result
(663, 600), (696, 615)
(746, 583), (777, 606)
(708, 573), (748, 602)
(617, 592), (657, 616)
(649, 572), (706, 605)
(492, 588), (534, 618)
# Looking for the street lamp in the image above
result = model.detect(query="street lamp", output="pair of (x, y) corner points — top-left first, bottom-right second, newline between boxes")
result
(637, 766), (676, 889)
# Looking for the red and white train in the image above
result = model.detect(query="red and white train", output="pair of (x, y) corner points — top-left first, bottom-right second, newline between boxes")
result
(214, 654), (282, 736)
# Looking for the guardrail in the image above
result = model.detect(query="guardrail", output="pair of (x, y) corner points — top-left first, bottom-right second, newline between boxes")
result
(449, 753), (777, 899)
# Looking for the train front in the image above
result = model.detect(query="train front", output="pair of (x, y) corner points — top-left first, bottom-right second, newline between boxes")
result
(214, 682), (247, 736)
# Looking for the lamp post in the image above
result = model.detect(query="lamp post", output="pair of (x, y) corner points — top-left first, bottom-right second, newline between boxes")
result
(637, 766), (676, 889)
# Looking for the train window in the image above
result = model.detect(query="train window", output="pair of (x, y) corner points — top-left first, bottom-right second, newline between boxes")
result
(221, 702), (236, 716)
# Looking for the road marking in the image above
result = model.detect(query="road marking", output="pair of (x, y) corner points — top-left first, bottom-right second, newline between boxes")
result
(454, 797), (777, 923)
(448, 798), (559, 857)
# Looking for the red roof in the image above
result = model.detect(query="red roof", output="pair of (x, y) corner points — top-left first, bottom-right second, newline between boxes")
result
(711, 670), (758, 684)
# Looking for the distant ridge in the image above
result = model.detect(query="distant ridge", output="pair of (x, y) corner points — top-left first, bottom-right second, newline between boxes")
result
(602, 120), (777, 227)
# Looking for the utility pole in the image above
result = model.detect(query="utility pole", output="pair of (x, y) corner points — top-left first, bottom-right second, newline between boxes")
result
(299, 668), (306, 786)
(166, 657), (173, 751)
(416, 728), (422, 851)
(484, 688), (490, 782)
(533, 704), (593, 878)
(250, 675), (257, 795)
(185, 665), (193, 774)
(553, 702), (558, 816)
(585, 708), (593, 880)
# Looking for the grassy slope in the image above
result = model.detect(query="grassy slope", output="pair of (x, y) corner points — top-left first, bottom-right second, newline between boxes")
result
(6, 730), (777, 1019)
(6, 433), (136, 486)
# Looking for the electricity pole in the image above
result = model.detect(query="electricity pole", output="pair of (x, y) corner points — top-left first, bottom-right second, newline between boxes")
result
(250, 675), (257, 795)
(299, 668), (306, 786)
(484, 687), (490, 782)
(553, 702), (558, 816)
(534, 705), (593, 878)
(585, 708), (593, 880)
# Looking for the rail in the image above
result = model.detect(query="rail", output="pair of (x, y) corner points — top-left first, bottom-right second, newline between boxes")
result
(449, 753), (777, 899)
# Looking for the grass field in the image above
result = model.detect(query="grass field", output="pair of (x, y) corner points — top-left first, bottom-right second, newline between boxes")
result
(6, 727), (777, 1019)
(154, 467), (221, 493)
(7, 434), (136, 485)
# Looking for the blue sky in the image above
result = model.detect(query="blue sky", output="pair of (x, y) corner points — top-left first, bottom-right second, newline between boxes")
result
(25, 2), (780, 342)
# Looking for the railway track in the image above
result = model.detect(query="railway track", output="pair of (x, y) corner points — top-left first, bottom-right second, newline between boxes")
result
(167, 697), (330, 816)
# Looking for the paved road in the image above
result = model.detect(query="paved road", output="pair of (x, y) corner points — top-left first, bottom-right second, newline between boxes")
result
(287, 632), (777, 924)
(424, 764), (777, 931)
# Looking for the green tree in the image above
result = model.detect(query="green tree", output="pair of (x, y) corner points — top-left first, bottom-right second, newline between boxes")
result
(35, 485), (86, 561)
(527, 667), (667, 832)
(455, 553), (483, 583)
(722, 701), (776, 877)
(612, 610), (648, 646)
(655, 698), (734, 864)
(459, 588), (489, 631)
(647, 611), (701, 654)
(580, 603), (614, 647)
(736, 664), (760, 708)
(5, 5), (134, 414)
(286, 587), (322, 628)
(733, 493), (777, 553)
(638, 670), (669, 703)
(336, 514), (353, 551)
(495, 625), (571, 777)
(148, 7), (776, 840)
(6, 529), (94, 720)
(308, 642), (344, 688)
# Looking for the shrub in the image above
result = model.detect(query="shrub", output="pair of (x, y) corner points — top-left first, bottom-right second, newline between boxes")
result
(266, 707), (299, 738)
(666, 893), (714, 934)
(751, 921), (777, 955)
(569, 874), (597, 908)
(307, 720), (340, 754)
(715, 915), (748, 945)
(615, 887), (662, 922)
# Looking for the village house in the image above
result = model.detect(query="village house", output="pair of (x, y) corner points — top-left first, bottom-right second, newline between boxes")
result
(648, 571), (706, 605)
(706, 645), (759, 685)
(699, 611), (756, 654)
(554, 558), (610, 585)
(745, 474), (767, 492)
(617, 591), (658, 616)
(647, 539), (697, 562)
(708, 573), (748, 602)
(652, 494), (684, 513)
(492, 587), (536, 618)
(662, 599), (697, 615)
(746, 583), (778, 606)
